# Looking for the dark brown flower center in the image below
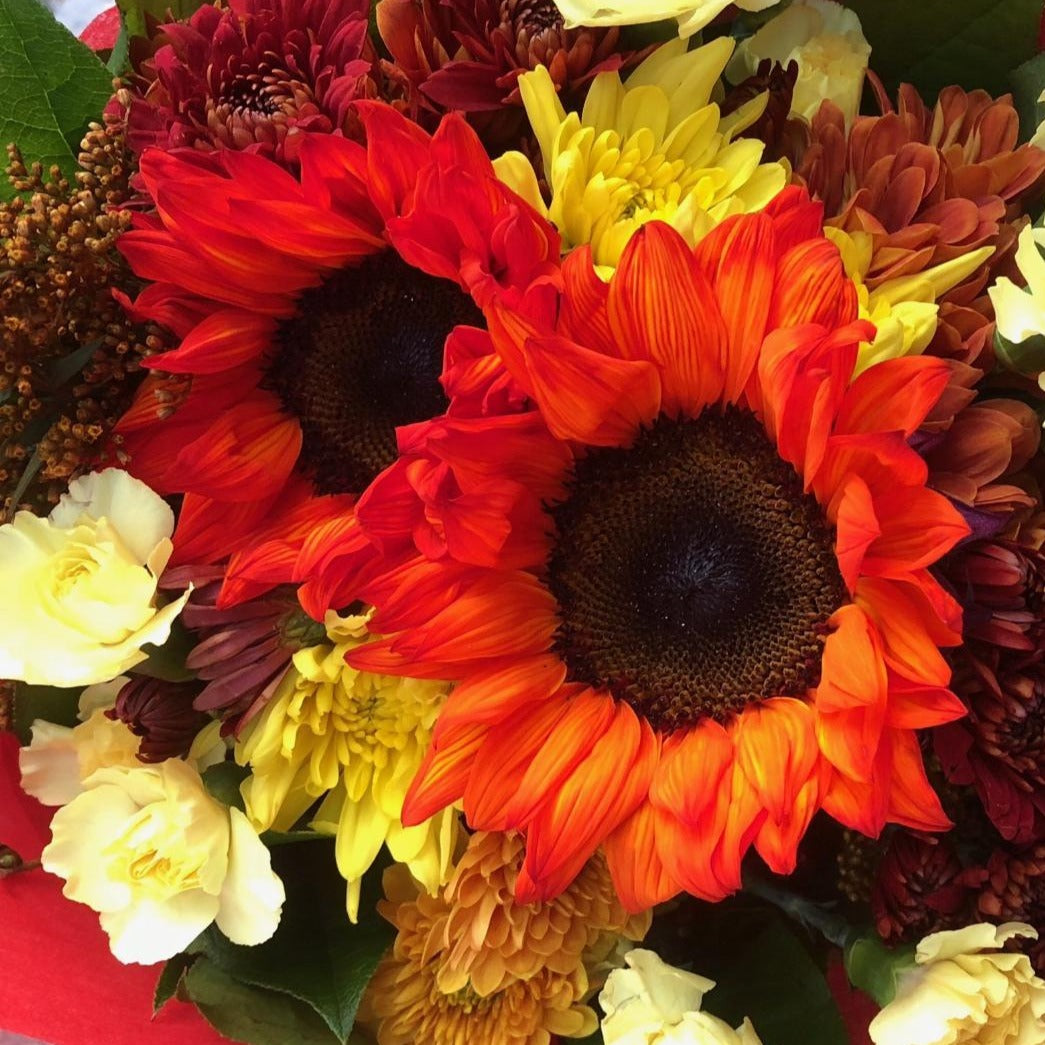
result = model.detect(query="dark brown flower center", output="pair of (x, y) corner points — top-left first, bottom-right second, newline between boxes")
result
(547, 409), (846, 733)
(266, 250), (482, 495)
(507, 0), (562, 32)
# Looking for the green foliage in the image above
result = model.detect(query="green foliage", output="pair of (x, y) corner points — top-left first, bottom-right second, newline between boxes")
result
(0, 0), (113, 199)
(133, 618), (197, 682)
(847, 0), (1040, 102)
(13, 682), (81, 742)
(183, 841), (392, 1044)
(201, 761), (249, 812)
(1011, 52), (1045, 142)
(996, 327), (1045, 377)
(845, 934), (917, 1008)
(115, 0), (207, 39)
(154, 952), (194, 1013)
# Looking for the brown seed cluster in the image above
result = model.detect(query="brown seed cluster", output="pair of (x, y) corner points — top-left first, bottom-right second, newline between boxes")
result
(0, 120), (168, 519)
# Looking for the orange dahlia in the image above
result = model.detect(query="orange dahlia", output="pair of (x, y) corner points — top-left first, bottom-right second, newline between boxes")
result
(345, 188), (972, 910)
(113, 103), (559, 589)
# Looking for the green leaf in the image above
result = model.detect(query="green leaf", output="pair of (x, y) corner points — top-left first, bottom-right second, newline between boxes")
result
(846, 0), (1041, 102)
(995, 326), (1045, 376)
(183, 958), (343, 1045)
(190, 843), (392, 1042)
(678, 904), (848, 1045)
(13, 681), (81, 742)
(201, 761), (249, 812)
(154, 952), (194, 1014)
(0, 0), (113, 198)
(261, 827), (332, 846)
(115, 0), (207, 39)
(106, 22), (130, 77)
(47, 338), (101, 387)
(1011, 52), (1045, 141)
(133, 617), (197, 682)
(845, 934), (916, 1007)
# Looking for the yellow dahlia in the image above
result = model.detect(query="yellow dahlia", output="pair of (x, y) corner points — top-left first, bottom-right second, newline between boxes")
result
(235, 610), (457, 920)
(495, 37), (787, 271)
(827, 227), (994, 373)
(360, 832), (649, 1045)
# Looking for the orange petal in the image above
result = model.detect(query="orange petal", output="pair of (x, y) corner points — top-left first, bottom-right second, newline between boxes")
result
(693, 212), (776, 404)
(435, 655), (567, 731)
(835, 356), (952, 437)
(603, 801), (682, 913)
(652, 806), (735, 902)
(649, 719), (733, 826)
(816, 604), (889, 712)
(857, 576), (955, 686)
(464, 694), (574, 830)
(733, 697), (820, 822)
(755, 770), (825, 875)
(144, 310), (275, 374)
(885, 675), (967, 730)
(560, 246), (618, 358)
(830, 474), (880, 592)
(517, 703), (658, 903)
(402, 721), (488, 826)
(863, 487), (969, 576)
(770, 237), (858, 330)
(885, 729), (952, 832)
(608, 221), (726, 415)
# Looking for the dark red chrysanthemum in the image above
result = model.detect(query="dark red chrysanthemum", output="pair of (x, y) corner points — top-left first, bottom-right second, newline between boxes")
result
(872, 830), (978, 944)
(978, 844), (1045, 974)
(377, 0), (636, 146)
(108, 677), (209, 763)
(120, 0), (376, 164)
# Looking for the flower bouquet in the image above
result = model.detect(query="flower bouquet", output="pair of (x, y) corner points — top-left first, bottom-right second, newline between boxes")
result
(1, 0), (1045, 1043)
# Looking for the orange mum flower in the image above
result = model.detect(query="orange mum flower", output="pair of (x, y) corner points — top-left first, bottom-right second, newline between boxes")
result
(113, 103), (559, 591)
(345, 188), (971, 911)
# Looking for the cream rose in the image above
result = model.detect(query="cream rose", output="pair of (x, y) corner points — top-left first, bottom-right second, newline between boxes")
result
(42, 757), (284, 965)
(869, 923), (1045, 1045)
(552, 0), (781, 38)
(19, 678), (140, 807)
(0, 469), (190, 687)
(600, 949), (763, 1045)
(726, 0), (871, 126)
(989, 224), (1045, 347)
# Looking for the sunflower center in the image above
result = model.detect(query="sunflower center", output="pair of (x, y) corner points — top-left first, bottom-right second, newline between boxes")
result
(267, 250), (482, 495)
(547, 409), (846, 733)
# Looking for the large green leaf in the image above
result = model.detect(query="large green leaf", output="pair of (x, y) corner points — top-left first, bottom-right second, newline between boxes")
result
(0, 0), (113, 198)
(1011, 52), (1045, 142)
(13, 682), (81, 742)
(184, 958), (345, 1045)
(847, 0), (1040, 102)
(115, 0), (208, 38)
(190, 842), (393, 1043)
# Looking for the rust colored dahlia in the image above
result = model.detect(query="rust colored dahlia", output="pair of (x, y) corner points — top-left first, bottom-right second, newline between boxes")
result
(978, 844), (1045, 974)
(337, 188), (970, 909)
(799, 84), (1045, 368)
(120, 0), (375, 164)
(360, 833), (643, 1045)
(113, 103), (559, 602)
(377, 0), (630, 142)
(872, 831), (977, 944)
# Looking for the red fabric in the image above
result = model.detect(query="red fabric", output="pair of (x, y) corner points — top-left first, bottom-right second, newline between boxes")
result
(79, 7), (120, 50)
(827, 953), (875, 1045)
(0, 731), (228, 1045)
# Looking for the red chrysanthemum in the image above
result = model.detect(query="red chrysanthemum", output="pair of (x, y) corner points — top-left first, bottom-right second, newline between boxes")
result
(331, 188), (971, 910)
(112, 102), (560, 593)
(119, 0), (377, 165)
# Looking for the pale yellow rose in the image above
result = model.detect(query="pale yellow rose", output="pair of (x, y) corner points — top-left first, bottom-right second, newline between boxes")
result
(600, 949), (763, 1045)
(42, 758), (284, 965)
(553, 0), (781, 38)
(0, 469), (191, 687)
(989, 224), (1045, 347)
(869, 923), (1045, 1045)
(726, 0), (871, 126)
(19, 677), (140, 807)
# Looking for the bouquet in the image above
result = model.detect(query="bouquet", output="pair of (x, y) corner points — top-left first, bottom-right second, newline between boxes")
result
(2, 1), (1045, 1043)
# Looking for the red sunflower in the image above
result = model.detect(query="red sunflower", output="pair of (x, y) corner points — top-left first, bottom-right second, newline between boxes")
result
(113, 102), (560, 587)
(343, 188), (972, 911)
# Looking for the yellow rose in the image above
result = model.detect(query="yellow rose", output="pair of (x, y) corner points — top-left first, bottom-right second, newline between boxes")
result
(869, 923), (1045, 1045)
(600, 949), (763, 1045)
(552, 0), (781, 38)
(0, 469), (190, 687)
(42, 758), (285, 964)
(989, 224), (1045, 347)
(19, 678), (140, 807)
(726, 0), (871, 126)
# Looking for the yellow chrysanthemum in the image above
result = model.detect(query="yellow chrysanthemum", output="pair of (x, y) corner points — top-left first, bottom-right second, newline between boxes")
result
(235, 610), (457, 921)
(494, 36), (788, 272)
(827, 227), (994, 374)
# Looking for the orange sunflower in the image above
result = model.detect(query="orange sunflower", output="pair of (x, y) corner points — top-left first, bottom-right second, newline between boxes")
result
(344, 187), (972, 911)
(113, 102), (559, 584)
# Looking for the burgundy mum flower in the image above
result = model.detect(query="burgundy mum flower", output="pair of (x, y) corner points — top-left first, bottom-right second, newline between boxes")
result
(109, 677), (209, 763)
(978, 844), (1045, 974)
(377, 0), (634, 145)
(120, 0), (374, 164)
(872, 831), (978, 944)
